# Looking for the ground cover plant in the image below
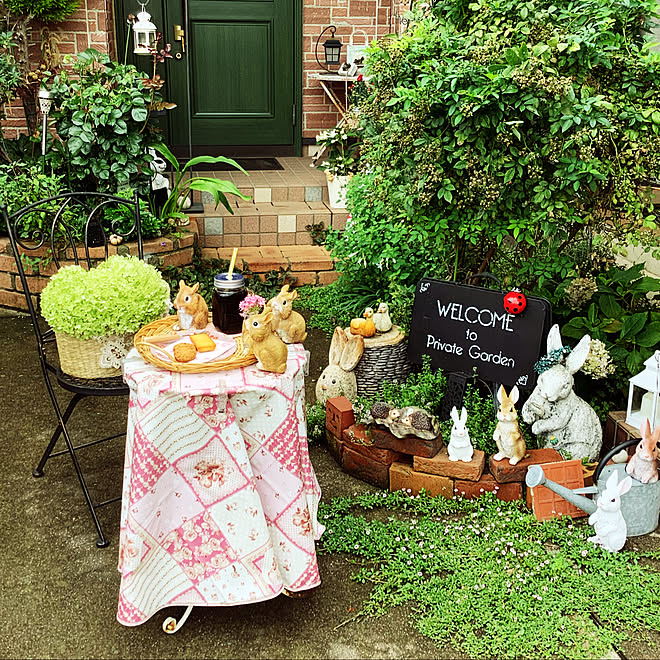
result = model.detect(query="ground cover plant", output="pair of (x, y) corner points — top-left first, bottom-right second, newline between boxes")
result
(329, 0), (660, 327)
(319, 489), (660, 659)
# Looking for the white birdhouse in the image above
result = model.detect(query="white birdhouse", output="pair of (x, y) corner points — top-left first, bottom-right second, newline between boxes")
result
(626, 350), (660, 429)
(133, 5), (157, 55)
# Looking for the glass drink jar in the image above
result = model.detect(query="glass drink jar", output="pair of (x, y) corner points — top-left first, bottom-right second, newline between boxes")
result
(212, 273), (246, 334)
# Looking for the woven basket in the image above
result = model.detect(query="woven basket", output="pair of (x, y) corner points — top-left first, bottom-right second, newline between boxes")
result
(353, 328), (414, 399)
(56, 331), (133, 379)
(134, 315), (257, 373)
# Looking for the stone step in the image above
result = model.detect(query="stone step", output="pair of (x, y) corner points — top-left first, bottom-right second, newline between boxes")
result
(192, 200), (348, 249)
(198, 244), (339, 287)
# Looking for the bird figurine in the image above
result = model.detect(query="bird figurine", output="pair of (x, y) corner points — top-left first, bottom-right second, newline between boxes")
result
(350, 307), (376, 338)
(373, 302), (393, 333)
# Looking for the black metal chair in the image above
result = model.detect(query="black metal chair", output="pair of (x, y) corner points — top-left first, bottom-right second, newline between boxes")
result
(2, 192), (144, 548)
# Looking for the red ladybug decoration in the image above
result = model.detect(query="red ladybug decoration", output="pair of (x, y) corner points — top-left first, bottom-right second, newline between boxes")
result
(503, 288), (527, 315)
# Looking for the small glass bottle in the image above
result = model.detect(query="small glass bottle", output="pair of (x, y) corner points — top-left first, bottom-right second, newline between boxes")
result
(212, 273), (246, 334)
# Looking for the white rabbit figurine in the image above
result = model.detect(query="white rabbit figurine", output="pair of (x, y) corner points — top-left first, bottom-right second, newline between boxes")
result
(315, 326), (364, 404)
(588, 470), (633, 552)
(521, 324), (602, 462)
(626, 418), (660, 484)
(448, 406), (473, 462)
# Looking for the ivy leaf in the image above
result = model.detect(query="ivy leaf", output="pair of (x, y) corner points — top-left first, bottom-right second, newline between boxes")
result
(131, 107), (148, 122)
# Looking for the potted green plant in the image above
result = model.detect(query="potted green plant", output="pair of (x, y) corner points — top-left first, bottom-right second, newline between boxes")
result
(152, 143), (251, 225)
(40, 254), (171, 378)
(314, 126), (360, 208)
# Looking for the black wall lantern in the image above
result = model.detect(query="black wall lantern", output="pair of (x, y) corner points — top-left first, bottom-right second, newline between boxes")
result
(315, 25), (343, 72)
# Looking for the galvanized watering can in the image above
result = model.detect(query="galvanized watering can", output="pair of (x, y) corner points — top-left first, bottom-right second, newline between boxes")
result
(525, 438), (660, 537)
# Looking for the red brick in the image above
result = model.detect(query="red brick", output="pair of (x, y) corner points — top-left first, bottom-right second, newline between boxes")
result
(325, 429), (345, 465)
(326, 396), (355, 438)
(0, 272), (11, 289)
(342, 446), (390, 489)
(414, 448), (486, 482)
(288, 271), (317, 285)
(455, 472), (523, 502)
(160, 247), (194, 267)
(347, 423), (442, 458)
(389, 462), (453, 498)
(0, 254), (17, 272)
(343, 432), (404, 465)
(350, 0), (377, 16)
(201, 248), (219, 260)
(0, 289), (29, 310)
(16, 275), (50, 294)
(489, 448), (564, 484)
(143, 237), (174, 253)
(318, 270), (339, 285)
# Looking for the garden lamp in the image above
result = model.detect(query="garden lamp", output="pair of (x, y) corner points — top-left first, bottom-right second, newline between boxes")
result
(315, 26), (343, 72)
(132, 3), (157, 55)
(38, 87), (52, 169)
(626, 350), (660, 429)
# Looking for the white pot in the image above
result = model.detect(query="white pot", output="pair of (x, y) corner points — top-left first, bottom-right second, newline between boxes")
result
(326, 173), (350, 208)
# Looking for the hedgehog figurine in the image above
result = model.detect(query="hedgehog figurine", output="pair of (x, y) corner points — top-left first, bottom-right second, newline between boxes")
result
(370, 401), (393, 420)
(409, 410), (434, 432)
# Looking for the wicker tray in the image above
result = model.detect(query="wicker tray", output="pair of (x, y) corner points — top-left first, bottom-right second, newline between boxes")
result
(134, 315), (257, 373)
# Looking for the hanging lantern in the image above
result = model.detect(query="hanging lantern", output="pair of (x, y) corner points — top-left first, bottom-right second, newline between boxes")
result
(315, 26), (343, 72)
(626, 350), (660, 429)
(133, 4), (157, 55)
(503, 288), (527, 315)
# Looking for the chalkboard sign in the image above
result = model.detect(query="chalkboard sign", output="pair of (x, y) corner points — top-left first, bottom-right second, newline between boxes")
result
(407, 278), (552, 388)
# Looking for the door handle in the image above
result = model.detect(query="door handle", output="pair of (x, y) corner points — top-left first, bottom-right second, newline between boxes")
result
(174, 24), (185, 53)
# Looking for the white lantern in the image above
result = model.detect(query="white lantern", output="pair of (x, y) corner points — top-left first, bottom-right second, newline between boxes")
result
(626, 350), (660, 429)
(133, 5), (157, 55)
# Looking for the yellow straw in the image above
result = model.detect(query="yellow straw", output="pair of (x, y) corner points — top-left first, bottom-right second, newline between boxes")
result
(227, 247), (238, 279)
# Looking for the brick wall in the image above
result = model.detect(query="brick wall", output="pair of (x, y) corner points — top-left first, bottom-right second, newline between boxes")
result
(302, 0), (404, 141)
(2, 0), (408, 145)
(1, 0), (115, 139)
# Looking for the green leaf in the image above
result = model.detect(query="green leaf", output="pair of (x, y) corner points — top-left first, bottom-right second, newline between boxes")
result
(131, 107), (148, 122)
(626, 351), (644, 375)
(599, 295), (623, 318)
(183, 155), (248, 176)
(152, 143), (180, 173)
(635, 322), (660, 347)
(602, 319), (622, 333)
(621, 312), (648, 339)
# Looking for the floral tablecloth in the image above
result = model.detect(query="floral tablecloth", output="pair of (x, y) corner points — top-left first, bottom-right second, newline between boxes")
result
(117, 344), (324, 626)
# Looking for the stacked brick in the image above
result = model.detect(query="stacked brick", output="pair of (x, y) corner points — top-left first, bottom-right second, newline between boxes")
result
(325, 396), (566, 504)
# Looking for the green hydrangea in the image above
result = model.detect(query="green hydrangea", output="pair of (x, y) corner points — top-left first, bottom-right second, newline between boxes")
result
(41, 255), (170, 339)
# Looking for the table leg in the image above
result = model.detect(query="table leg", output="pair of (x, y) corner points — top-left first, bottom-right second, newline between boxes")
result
(162, 605), (194, 634)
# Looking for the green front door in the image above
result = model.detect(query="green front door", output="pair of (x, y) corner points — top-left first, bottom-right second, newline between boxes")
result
(165, 0), (297, 151)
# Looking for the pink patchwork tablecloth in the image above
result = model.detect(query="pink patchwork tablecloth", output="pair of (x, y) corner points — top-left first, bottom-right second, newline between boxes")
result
(117, 343), (324, 626)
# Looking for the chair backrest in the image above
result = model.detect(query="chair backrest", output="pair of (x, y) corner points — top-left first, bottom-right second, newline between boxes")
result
(1, 191), (144, 350)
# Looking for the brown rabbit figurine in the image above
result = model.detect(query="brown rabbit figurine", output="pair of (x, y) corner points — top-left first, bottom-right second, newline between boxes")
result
(626, 418), (660, 484)
(174, 280), (208, 330)
(493, 385), (527, 465)
(266, 284), (307, 344)
(245, 310), (288, 374)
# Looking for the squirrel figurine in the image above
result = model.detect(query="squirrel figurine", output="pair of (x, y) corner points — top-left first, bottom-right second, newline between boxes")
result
(174, 280), (208, 330)
(244, 309), (288, 374)
(493, 385), (527, 466)
(266, 284), (307, 344)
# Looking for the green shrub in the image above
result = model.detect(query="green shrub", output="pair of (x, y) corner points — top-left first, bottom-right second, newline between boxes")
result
(336, 0), (660, 300)
(50, 49), (162, 193)
(4, 0), (79, 22)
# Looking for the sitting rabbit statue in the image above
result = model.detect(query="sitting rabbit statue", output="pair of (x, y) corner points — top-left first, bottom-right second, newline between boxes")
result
(448, 406), (473, 462)
(588, 470), (633, 552)
(626, 418), (660, 484)
(174, 280), (208, 330)
(315, 326), (364, 404)
(493, 385), (526, 465)
(244, 310), (288, 374)
(521, 325), (602, 462)
(266, 284), (308, 344)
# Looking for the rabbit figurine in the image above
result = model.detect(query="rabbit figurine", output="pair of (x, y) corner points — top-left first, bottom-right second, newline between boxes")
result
(266, 284), (308, 344)
(315, 326), (364, 404)
(244, 310), (288, 374)
(493, 385), (527, 465)
(174, 280), (208, 330)
(521, 325), (602, 461)
(588, 470), (633, 552)
(448, 406), (473, 462)
(626, 418), (660, 484)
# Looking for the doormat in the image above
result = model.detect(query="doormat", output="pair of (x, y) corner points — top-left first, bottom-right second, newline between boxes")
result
(182, 157), (283, 172)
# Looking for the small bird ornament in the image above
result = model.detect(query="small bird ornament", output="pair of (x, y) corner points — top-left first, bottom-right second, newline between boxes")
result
(350, 307), (376, 338)
(373, 301), (393, 333)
